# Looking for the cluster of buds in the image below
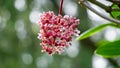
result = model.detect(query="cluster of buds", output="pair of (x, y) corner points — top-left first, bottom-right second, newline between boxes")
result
(37, 11), (80, 56)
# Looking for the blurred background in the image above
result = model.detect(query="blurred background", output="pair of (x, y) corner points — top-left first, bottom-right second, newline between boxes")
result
(0, 0), (120, 68)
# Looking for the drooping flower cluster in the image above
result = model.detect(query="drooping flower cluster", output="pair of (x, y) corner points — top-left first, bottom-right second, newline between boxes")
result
(37, 11), (80, 55)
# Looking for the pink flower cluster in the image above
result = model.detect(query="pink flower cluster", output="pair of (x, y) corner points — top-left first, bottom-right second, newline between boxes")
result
(37, 11), (80, 56)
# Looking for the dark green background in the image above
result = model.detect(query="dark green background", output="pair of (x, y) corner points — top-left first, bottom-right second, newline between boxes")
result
(0, 0), (118, 68)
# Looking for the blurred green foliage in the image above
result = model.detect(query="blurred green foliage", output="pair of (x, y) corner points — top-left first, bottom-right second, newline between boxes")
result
(111, 4), (120, 20)
(0, 0), (120, 68)
(0, 0), (93, 68)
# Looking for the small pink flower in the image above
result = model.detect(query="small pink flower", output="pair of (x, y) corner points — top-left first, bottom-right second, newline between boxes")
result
(37, 11), (80, 56)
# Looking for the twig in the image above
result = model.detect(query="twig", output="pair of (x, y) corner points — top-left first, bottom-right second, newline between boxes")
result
(88, 0), (110, 12)
(112, 8), (120, 11)
(78, 0), (120, 25)
(88, 0), (120, 12)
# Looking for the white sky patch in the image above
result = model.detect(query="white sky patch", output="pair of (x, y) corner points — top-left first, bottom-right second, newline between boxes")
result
(66, 38), (79, 58)
(36, 57), (48, 68)
(104, 28), (117, 41)
(63, 1), (77, 16)
(60, 59), (71, 68)
(0, 16), (6, 31)
(87, 2), (109, 24)
(22, 53), (33, 65)
(29, 10), (40, 24)
(34, 0), (47, 6)
(14, 0), (26, 11)
(0, 10), (10, 31)
(0, 16), (1, 22)
(92, 55), (108, 68)
(31, 0), (49, 11)
(87, 10), (105, 22)
(36, 54), (53, 68)
(97, 0), (112, 6)
(15, 20), (27, 40)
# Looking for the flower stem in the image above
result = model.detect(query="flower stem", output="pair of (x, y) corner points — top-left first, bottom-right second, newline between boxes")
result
(78, 1), (120, 25)
(59, 0), (64, 15)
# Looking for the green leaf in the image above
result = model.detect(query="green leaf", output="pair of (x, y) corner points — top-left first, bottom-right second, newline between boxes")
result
(96, 40), (110, 47)
(110, 4), (120, 20)
(95, 40), (120, 58)
(111, 11), (120, 19)
(76, 23), (119, 40)
(111, 4), (118, 9)
(116, 15), (120, 20)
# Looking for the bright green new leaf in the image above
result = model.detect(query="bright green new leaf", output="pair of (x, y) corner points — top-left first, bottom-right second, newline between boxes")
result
(111, 4), (120, 19)
(76, 23), (120, 40)
(95, 40), (120, 58)
(111, 11), (120, 19)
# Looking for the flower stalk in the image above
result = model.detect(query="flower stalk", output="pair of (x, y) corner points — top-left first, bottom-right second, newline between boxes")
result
(59, 0), (64, 15)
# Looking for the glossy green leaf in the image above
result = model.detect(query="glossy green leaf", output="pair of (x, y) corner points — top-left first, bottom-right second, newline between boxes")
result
(76, 23), (119, 40)
(111, 4), (118, 9)
(96, 40), (110, 47)
(111, 11), (120, 19)
(111, 4), (120, 19)
(95, 40), (120, 57)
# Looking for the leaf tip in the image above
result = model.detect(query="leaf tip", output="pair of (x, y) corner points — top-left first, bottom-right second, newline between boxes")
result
(76, 37), (80, 40)
(76, 36), (83, 40)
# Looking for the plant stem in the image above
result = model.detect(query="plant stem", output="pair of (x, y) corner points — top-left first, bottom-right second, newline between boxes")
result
(88, 0), (111, 12)
(112, 8), (120, 11)
(78, 0), (120, 25)
(59, 0), (64, 15)
(88, 0), (120, 12)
